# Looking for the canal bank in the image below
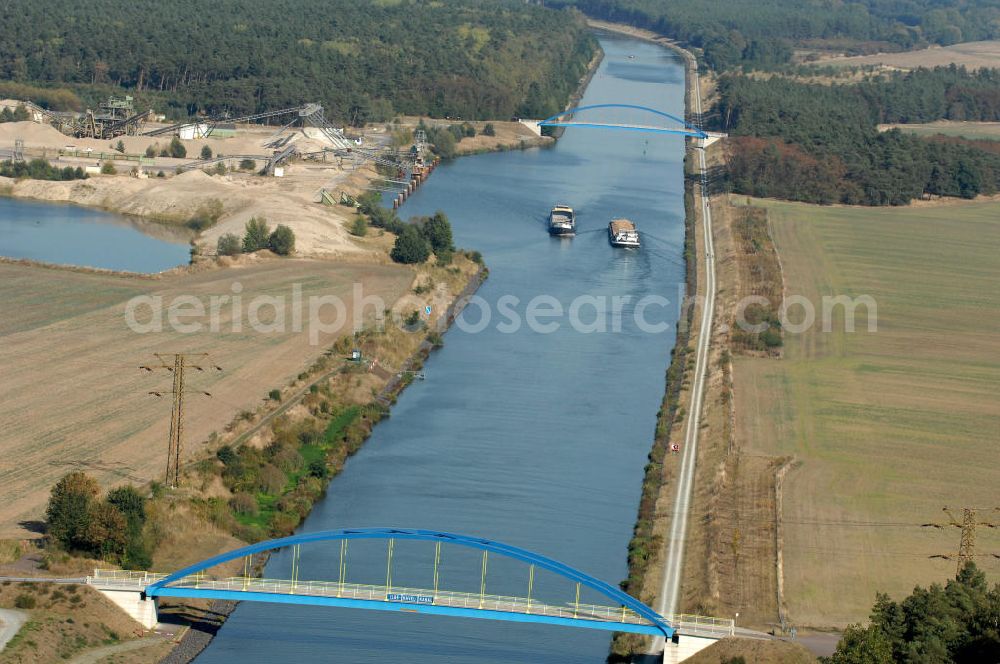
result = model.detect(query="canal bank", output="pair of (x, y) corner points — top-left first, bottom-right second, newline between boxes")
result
(196, 31), (690, 664)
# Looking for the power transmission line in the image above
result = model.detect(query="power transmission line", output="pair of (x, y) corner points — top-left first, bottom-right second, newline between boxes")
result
(923, 507), (1000, 574)
(140, 353), (221, 488)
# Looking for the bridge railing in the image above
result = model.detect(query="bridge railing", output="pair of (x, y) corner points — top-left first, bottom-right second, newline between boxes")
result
(162, 575), (653, 626)
(91, 569), (731, 634)
(90, 569), (168, 588)
(668, 613), (736, 636)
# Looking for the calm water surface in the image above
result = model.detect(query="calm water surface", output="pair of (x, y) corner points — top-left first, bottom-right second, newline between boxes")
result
(0, 197), (190, 273)
(198, 33), (687, 662)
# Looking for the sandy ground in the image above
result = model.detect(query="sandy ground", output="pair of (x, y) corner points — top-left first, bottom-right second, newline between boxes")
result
(0, 121), (382, 257)
(0, 609), (27, 653)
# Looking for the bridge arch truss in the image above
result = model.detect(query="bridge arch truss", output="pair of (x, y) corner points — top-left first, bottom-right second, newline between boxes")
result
(144, 527), (674, 638)
(538, 103), (707, 138)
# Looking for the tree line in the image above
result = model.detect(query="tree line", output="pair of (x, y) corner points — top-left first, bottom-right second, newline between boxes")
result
(713, 69), (1000, 204)
(0, 0), (596, 124)
(1, 158), (88, 181)
(552, 0), (1000, 70)
(217, 216), (295, 257)
(45, 472), (151, 568)
(826, 563), (999, 664)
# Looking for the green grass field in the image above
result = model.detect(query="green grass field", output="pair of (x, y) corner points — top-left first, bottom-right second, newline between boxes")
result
(732, 198), (1000, 627)
(882, 121), (1000, 141)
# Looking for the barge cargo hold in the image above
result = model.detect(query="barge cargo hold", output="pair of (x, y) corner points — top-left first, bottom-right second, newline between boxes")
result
(608, 218), (640, 248)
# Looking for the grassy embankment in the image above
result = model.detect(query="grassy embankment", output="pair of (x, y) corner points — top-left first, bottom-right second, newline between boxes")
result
(733, 197), (1000, 627)
(607, 149), (699, 660)
(0, 581), (169, 664)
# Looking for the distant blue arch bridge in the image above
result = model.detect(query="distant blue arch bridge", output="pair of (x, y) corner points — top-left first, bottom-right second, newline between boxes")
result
(537, 104), (708, 139)
(135, 527), (676, 637)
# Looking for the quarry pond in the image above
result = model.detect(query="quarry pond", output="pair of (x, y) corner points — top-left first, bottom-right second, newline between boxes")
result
(0, 197), (191, 273)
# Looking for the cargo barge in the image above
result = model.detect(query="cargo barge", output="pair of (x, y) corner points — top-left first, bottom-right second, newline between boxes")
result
(608, 218), (640, 248)
(548, 205), (576, 236)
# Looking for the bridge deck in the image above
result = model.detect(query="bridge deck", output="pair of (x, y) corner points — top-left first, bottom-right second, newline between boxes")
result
(90, 570), (734, 638)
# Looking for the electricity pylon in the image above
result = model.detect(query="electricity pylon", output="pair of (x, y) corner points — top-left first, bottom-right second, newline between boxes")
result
(141, 353), (221, 488)
(924, 507), (999, 574)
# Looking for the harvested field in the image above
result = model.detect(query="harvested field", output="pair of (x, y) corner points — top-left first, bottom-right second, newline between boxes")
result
(821, 40), (1000, 70)
(0, 258), (413, 538)
(880, 120), (1000, 141)
(733, 198), (1000, 627)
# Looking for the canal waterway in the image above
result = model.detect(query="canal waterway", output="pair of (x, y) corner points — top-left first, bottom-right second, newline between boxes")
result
(0, 197), (190, 273)
(197, 32), (688, 663)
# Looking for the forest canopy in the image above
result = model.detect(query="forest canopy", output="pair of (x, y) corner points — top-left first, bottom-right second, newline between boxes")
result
(552, 0), (1000, 70)
(713, 67), (1000, 205)
(0, 0), (596, 124)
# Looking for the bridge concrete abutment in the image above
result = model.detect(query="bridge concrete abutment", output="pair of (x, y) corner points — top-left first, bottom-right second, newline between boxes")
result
(660, 634), (722, 663)
(90, 587), (158, 629)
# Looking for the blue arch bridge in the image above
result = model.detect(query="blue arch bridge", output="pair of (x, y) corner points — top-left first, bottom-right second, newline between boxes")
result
(86, 528), (736, 652)
(537, 104), (715, 139)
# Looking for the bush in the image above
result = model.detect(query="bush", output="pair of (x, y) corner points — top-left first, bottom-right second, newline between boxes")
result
(239, 158), (256, 171)
(200, 145), (213, 160)
(217, 233), (241, 256)
(216, 445), (237, 466)
(45, 472), (99, 551)
(14, 594), (35, 609)
(156, 170), (165, 178)
(229, 492), (258, 516)
(267, 224), (295, 256)
(258, 464), (287, 494)
(169, 137), (186, 158)
(420, 211), (454, 254)
(390, 225), (431, 264)
(461, 122), (476, 138)
(242, 216), (271, 253)
(350, 216), (368, 237)
(268, 389), (282, 402)
(483, 123), (496, 136)
(213, 162), (226, 176)
(307, 459), (329, 479)
(427, 126), (456, 159)
(184, 199), (224, 231)
(100, 162), (116, 175)
(115, 140), (125, 154)
(145, 145), (157, 158)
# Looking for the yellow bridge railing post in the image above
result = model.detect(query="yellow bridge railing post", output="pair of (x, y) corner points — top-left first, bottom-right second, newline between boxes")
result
(574, 582), (580, 619)
(385, 539), (394, 594)
(290, 544), (300, 594)
(243, 555), (251, 591)
(526, 564), (534, 614)
(479, 551), (488, 609)
(433, 541), (441, 597)
(338, 540), (347, 597)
